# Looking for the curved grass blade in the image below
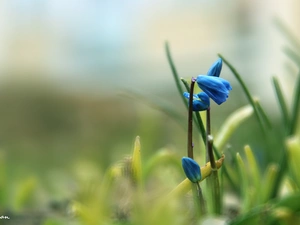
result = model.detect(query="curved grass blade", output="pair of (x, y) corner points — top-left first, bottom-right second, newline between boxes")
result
(218, 54), (268, 135)
(214, 105), (253, 150)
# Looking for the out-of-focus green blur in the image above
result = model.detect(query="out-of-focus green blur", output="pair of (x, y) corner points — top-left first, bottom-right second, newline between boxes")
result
(0, 0), (299, 221)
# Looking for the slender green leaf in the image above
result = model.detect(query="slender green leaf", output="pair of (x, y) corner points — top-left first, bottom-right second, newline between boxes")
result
(165, 42), (187, 108)
(283, 47), (300, 66)
(289, 70), (300, 135)
(244, 146), (261, 199)
(236, 153), (250, 213)
(286, 137), (300, 188)
(262, 164), (279, 202)
(253, 99), (272, 129)
(214, 105), (253, 150)
(272, 76), (290, 131)
(274, 18), (300, 50)
(218, 54), (268, 135)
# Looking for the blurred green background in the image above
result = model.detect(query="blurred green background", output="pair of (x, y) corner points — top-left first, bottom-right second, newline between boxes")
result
(0, 0), (299, 219)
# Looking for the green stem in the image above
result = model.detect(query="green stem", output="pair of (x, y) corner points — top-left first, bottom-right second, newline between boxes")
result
(181, 78), (237, 192)
(181, 78), (206, 140)
(206, 109), (212, 164)
(206, 108), (221, 214)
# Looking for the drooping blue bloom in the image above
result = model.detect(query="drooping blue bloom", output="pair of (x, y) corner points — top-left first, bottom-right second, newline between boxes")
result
(196, 75), (232, 105)
(207, 58), (222, 77)
(183, 92), (210, 111)
(182, 157), (202, 183)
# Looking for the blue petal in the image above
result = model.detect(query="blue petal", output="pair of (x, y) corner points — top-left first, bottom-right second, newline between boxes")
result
(207, 58), (223, 77)
(183, 92), (190, 99)
(182, 157), (202, 183)
(196, 75), (231, 105)
(220, 79), (232, 91)
(183, 92), (210, 111)
(197, 92), (210, 105)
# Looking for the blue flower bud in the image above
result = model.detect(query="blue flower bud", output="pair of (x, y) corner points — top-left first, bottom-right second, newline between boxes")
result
(181, 157), (202, 183)
(183, 92), (210, 111)
(196, 75), (232, 105)
(207, 58), (222, 77)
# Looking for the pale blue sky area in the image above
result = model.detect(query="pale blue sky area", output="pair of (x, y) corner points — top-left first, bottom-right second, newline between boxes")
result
(0, 0), (298, 99)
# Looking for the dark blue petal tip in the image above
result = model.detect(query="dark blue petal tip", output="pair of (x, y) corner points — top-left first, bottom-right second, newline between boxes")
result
(207, 58), (223, 77)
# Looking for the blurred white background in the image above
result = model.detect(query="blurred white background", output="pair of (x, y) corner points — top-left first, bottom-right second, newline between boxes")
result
(0, 0), (299, 98)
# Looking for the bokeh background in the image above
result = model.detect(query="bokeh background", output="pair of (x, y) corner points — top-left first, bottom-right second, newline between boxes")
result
(0, 0), (299, 215)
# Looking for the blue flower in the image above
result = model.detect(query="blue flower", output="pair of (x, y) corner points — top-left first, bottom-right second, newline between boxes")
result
(196, 75), (232, 105)
(183, 92), (210, 111)
(182, 157), (202, 183)
(207, 58), (222, 77)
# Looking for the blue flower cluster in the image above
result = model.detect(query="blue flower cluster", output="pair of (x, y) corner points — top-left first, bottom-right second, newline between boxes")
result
(183, 58), (232, 111)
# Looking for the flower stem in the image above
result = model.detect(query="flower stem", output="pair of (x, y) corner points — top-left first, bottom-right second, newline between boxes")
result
(181, 78), (237, 192)
(187, 78), (196, 159)
(206, 107), (221, 214)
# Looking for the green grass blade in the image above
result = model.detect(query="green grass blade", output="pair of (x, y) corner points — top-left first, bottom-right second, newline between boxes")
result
(244, 145), (261, 204)
(236, 153), (250, 213)
(253, 99), (272, 129)
(218, 54), (268, 135)
(272, 76), (290, 131)
(289, 70), (300, 135)
(262, 164), (279, 202)
(274, 18), (300, 50)
(283, 47), (300, 66)
(214, 105), (253, 150)
(165, 42), (187, 108)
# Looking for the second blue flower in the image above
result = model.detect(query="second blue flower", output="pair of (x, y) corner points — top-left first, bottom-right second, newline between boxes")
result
(183, 92), (210, 111)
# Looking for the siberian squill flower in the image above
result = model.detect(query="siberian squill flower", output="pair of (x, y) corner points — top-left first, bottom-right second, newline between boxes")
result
(183, 92), (210, 111)
(196, 58), (232, 105)
(182, 157), (202, 183)
(207, 58), (222, 77)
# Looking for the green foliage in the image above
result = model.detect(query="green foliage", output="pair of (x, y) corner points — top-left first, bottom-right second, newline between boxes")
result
(1, 17), (300, 225)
